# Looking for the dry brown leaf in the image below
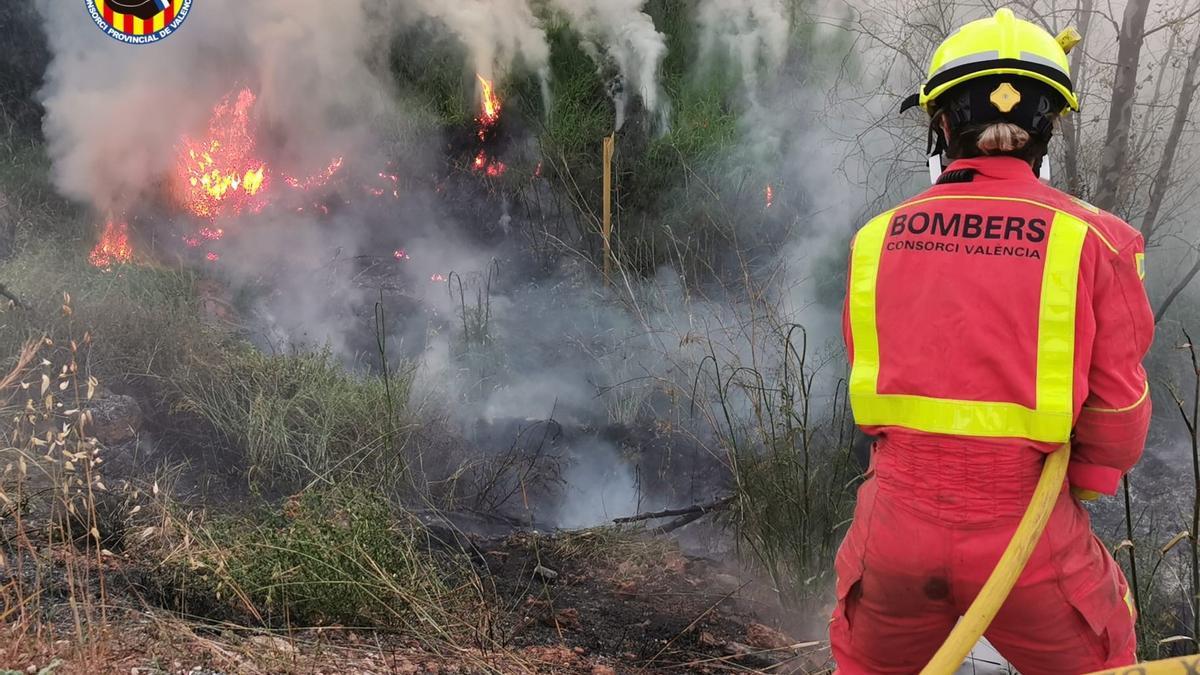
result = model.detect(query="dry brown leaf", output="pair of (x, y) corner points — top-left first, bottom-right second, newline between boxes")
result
(40, 374), (49, 396)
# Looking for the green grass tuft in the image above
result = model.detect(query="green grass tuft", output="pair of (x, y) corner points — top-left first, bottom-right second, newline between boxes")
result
(176, 348), (416, 495)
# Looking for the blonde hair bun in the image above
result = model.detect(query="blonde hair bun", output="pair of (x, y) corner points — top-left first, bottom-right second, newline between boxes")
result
(977, 122), (1031, 154)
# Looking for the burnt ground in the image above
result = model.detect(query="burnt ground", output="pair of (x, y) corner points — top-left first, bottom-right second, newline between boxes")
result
(2, 518), (832, 674)
(479, 530), (831, 673)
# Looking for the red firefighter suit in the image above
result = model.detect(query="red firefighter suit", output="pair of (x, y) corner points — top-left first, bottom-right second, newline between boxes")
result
(832, 156), (1154, 674)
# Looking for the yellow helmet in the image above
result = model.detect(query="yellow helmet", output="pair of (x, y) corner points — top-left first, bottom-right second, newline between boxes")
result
(911, 8), (1079, 114)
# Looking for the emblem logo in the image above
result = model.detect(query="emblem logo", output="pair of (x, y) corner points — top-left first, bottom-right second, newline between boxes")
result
(86, 0), (191, 45)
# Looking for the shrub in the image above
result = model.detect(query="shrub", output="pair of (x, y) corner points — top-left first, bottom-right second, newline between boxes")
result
(175, 348), (416, 495)
(701, 324), (861, 605)
(189, 486), (478, 632)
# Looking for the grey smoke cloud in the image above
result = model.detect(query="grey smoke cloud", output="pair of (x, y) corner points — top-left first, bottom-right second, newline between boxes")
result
(35, 0), (877, 529)
(37, 0), (397, 214)
(406, 0), (551, 88)
(549, 0), (669, 129)
(698, 0), (790, 100)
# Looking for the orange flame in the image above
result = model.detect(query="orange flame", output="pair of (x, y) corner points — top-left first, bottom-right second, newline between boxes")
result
(477, 75), (501, 135)
(177, 89), (270, 219)
(284, 157), (345, 190)
(89, 219), (133, 269)
(765, 184), (775, 209)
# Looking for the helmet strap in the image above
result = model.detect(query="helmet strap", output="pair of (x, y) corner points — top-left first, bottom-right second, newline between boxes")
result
(1036, 153), (1051, 183)
(926, 112), (948, 184)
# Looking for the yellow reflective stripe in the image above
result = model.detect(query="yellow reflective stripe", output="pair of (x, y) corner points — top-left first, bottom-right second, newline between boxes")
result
(1037, 212), (1088, 421)
(851, 394), (1073, 441)
(847, 211), (893, 399)
(1032, 210), (1089, 429)
(847, 208), (1088, 443)
(153, 11), (166, 31)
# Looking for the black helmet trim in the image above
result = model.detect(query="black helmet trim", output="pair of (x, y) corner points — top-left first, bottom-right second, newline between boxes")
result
(940, 75), (1064, 140)
(921, 58), (1074, 108)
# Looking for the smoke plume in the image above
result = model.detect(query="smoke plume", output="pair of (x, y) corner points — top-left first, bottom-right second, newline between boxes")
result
(34, 0), (874, 528)
(406, 0), (550, 86)
(550, 0), (669, 129)
(698, 0), (790, 100)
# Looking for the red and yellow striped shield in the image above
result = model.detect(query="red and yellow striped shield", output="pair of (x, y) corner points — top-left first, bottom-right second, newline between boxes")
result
(92, 0), (177, 37)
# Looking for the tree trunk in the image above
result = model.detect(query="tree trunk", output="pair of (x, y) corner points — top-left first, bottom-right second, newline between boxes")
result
(1093, 0), (1152, 212)
(1061, 0), (1095, 196)
(1140, 32), (1200, 243)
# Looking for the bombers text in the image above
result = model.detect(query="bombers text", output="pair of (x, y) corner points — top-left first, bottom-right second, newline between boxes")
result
(889, 211), (1047, 242)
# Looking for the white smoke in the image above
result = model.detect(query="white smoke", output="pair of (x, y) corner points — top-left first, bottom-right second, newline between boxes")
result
(698, 0), (790, 101)
(406, 0), (551, 87)
(33, 0), (869, 530)
(550, 0), (669, 129)
(36, 0), (396, 212)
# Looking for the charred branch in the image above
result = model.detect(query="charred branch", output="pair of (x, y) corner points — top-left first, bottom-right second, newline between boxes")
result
(613, 495), (734, 525)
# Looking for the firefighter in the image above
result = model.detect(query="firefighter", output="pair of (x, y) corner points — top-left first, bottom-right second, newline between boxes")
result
(832, 8), (1153, 674)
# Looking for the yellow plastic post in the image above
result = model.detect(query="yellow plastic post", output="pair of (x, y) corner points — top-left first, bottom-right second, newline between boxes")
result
(602, 134), (615, 283)
(1056, 27), (1082, 54)
(920, 444), (1071, 674)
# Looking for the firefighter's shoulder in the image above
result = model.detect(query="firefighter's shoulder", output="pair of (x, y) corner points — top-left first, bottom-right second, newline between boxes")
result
(1044, 189), (1142, 255)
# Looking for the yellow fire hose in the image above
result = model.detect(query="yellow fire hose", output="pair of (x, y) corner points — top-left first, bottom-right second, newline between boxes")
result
(920, 444), (1071, 674)
(1085, 656), (1200, 674)
(915, 445), (1200, 674)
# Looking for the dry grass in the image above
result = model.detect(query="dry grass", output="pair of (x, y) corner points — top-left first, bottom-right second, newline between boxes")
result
(0, 298), (509, 673)
(0, 297), (114, 670)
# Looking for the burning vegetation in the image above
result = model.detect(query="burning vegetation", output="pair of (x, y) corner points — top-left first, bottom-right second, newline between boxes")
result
(88, 218), (133, 269)
(471, 75), (508, 177)
(177, 88), (269, 220)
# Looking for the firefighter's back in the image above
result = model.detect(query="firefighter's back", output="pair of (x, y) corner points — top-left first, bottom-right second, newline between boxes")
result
(832, 155), (1144, 674)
